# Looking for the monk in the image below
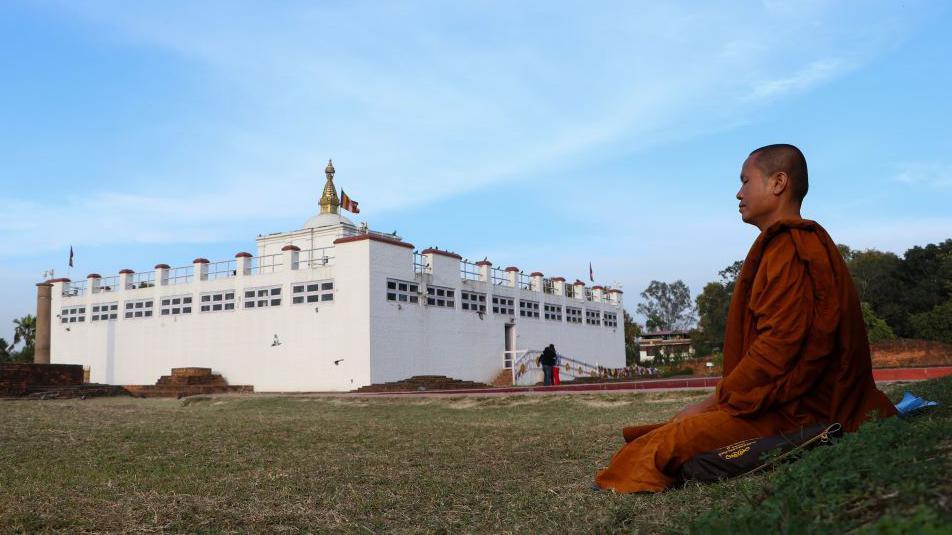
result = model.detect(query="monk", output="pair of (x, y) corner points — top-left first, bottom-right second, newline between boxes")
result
(593, 144), (897, 493)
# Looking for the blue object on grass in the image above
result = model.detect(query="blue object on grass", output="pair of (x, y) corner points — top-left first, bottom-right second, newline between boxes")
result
(894, 391), (938, 417)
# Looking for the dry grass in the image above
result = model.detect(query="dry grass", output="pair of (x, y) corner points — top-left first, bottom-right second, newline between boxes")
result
(2, 382), (943, 533)
(0, 390), (744, 533)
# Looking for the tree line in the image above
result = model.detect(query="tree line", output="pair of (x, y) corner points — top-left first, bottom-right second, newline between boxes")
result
(624, 238), (952, 363)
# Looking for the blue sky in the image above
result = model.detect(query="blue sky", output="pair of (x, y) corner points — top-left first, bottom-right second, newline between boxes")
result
(2, 1), (951, 344)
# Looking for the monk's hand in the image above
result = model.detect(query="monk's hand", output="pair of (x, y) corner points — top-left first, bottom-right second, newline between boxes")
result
(672, 394), (718, 422)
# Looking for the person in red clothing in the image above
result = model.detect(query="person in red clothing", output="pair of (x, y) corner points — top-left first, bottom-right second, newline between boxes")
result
(594, 144), (897, 493)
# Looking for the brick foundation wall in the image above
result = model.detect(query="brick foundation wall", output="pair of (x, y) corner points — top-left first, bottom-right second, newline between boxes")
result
(0, 363), (84, 396)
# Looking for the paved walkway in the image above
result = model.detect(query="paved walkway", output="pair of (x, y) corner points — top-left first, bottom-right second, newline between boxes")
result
(351, 366), (952, 397)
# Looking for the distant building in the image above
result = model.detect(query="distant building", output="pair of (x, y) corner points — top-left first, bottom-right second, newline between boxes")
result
(637, 329), (693, 363)
(42, 162), (625, 391)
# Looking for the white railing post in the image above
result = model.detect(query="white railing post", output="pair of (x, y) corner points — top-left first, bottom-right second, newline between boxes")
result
(282, 245), (301, 271)
(530, 272), (544, 292)
(119, 269), (134, 291)
(609, 288), (624, 305)
(87, 274), (101, 294)
(573, 280), (586, 301)
(476, 260), (492, 282)
(155, 264), (170, 287)
(505, 266), (519, 288)
(551, 277), (565, 296)
(193, 258), (210, 282)
(592, 285), (605, 302)
(235, 252), (252, 278)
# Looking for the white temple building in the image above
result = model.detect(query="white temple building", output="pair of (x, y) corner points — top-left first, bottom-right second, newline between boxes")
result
(46, 162), (625, 391)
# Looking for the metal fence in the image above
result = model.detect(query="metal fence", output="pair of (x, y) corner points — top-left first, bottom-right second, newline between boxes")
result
(295, 247), (335, 269)
(517, 272), (532, 290)
(460, 259), (481, 281)
(207, 259), (237, 280)
(98, 276), (119, 293)
(413, 252), (430, 274)
(250, 254), (282, 275)
(62, 280), (87, 297)
(127, 271), (155, 290)
(491, 267), (508, 285)
(167, 265), (194, 285)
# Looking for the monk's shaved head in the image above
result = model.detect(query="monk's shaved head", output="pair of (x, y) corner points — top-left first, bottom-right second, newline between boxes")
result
(749, 144), (808, 204)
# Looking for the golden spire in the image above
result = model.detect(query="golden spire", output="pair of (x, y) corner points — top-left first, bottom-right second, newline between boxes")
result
(319, 159), (340, 214)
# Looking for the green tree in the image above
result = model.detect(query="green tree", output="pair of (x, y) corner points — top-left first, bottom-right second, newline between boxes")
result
(892, 240), (952, 337)
(861, 302), (896, 344)
(12, 314), (36, 362)
(636, 280), (696, 332)
(623, 310), (643, 366)
(836, 243), (855, 263)
(846, 249), (903, 333)
(693, 261), (742, 355)
(0, 337), (10, 362)
(910, 299), (952, 344)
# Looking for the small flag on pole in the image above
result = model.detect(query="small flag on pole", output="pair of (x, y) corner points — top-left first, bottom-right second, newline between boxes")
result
(340, 190), (360, 214)
(68, 246), (74, 268)
(589, 262), (594, 282)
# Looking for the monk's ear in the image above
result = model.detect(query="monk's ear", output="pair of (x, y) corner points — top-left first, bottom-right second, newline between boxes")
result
(769, 171), (789, 197)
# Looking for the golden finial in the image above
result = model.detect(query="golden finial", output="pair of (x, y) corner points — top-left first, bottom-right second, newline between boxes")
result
(319, 159), (340, 214)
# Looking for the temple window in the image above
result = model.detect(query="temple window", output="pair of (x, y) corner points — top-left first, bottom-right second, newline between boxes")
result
(386, 279), (419, 304)
(91, 302), (119, 321)
(199, 291), (235, 312)
(292, 280), (334, 304)
(461, 290), (486, 313)
(245, 285), (283, 308)
(426, 285), (455, 308)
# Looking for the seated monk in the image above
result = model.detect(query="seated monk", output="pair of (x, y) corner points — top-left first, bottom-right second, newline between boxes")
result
(593, 144), (897, 493)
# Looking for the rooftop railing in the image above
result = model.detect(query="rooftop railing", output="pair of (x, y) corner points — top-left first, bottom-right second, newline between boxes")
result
(207, 259), (237, 280)
(490, 267), (508, 286)
(62, 280), (87, 297)
(517, 272), (532, 290)
(167, 265), (194, 286)
(460, 259), (481, 281)
(98, 276), (119, 293)
(413, 252), (430, 274)
(542, 278), (554, 295)
(127, 271), (156, 290)
(250, 254), (282, 275)
(295, 247), (334, 269)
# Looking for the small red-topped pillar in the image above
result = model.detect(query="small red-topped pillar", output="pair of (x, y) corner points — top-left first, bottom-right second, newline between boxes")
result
(608, 288), (624, 305)
(504, 266), (519, 288)
(155, 264), (170, 287)
(193, 258), (210, 282)
(282, 244), (301, 271)
(551, 276), (566, 297)
(235, 252), (252, 277)
(530, 272), (544, 292)
(476, 260), (492, 283)
(87, 273), (102, 294)
(118, 269), (135, 291)
(573, 279), (586, 301)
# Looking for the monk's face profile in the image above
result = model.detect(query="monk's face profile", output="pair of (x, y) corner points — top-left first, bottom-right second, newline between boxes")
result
(737, 154), (794, 230)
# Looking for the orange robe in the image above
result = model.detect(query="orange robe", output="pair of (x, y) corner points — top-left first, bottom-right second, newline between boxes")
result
(594, 219), (897, 493)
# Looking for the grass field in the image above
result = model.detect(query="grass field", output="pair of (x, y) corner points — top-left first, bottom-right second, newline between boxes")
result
(1, 379), (949, 533)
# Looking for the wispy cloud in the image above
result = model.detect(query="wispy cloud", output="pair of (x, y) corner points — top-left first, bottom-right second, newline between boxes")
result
(0, 1), (922, 258)
(747, 59), (846, 100)
(894, 163), (952, 188)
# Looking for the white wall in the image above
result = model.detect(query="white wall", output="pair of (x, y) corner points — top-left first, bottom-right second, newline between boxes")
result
(50, 258), (371, 391)
(367, 247), (625, 385)
(49, 229), (624, 391)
